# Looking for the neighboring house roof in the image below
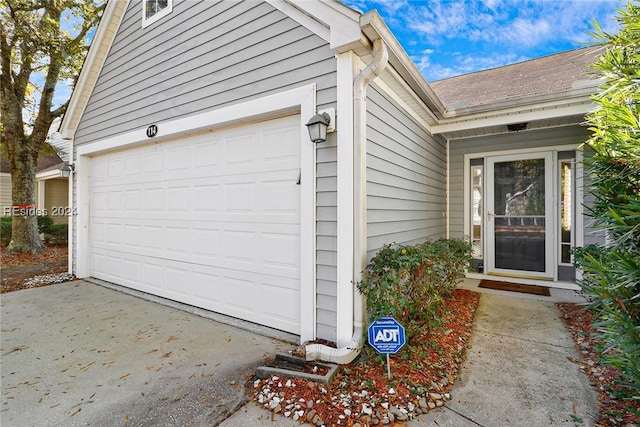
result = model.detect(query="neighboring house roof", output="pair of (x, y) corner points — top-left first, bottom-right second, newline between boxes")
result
(0, 151), (65, 174)
(430, 46), (603, 111)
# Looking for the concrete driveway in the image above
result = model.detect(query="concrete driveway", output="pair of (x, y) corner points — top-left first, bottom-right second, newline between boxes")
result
(1, 280), (294, 427)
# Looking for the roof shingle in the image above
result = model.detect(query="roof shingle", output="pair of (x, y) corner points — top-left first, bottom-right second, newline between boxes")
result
(430, 46), (604, 110)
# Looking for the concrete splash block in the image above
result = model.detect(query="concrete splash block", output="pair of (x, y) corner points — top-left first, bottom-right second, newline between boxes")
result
(255, 353), (339, 386)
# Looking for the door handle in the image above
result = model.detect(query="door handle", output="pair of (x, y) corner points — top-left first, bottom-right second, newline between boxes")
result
(487, 210), (494, 221)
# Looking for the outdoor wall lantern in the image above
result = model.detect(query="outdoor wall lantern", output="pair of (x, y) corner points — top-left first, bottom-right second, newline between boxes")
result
(59, 163), (74, 178)
(305, 112), (331, 144)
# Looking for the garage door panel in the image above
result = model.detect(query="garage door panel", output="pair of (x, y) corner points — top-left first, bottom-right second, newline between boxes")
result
(262, 232), (299, 270)
(143, 262), (164, 293)
(191, 227), (220, 259)
(89, 115), (301, 334)
(192, 271), (222, 308)
(165, 226), (191, 254)
(223, 276), (257, 315)
(224, 182), (256, 213)
(166, 186), (191, 212)
(193, 184), (221, 212)
(194, 140), (221, 168)
(165, 267), (190, 299)
(225, 134), (257, 165)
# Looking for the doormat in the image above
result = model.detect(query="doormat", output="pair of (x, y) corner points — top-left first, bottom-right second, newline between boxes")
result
(478, 279), (551, 296)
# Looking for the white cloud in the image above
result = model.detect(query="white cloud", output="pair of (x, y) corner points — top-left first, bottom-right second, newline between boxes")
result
(413, 49), (527, 81)
(342, 0), (620, 79)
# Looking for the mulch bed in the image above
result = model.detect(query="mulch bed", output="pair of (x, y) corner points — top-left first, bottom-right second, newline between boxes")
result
(1, 244), (70, 293)
(559, 303), (640, 427)
(250, 289), (480, 425)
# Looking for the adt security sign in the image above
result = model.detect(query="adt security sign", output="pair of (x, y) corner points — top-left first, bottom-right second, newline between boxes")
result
(368, 317), (406, 354)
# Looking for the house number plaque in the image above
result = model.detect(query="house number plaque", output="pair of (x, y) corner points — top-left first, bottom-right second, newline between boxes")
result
(146, 124), (158, 138)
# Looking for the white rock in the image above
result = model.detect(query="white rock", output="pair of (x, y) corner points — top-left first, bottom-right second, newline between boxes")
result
(381, 402), (389, 410)
(388, 388), (395, 394)
(285, 379), (293, 387)
(344, 409), (352, 416)
(284, 411), (291, 417)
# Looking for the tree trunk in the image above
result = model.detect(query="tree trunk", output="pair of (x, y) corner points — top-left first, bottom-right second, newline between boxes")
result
(7, 145), (43, 254)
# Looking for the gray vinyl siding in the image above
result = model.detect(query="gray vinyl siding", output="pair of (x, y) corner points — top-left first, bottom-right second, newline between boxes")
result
(1, 174), (11, 216)
(44, 179), (69, 225)
(448, 125), (603, 247)
(365, 85), (447, 260)
(74, 1), (336, 144)
(316, 135), (338, 341)
(72, 0), (339, 341)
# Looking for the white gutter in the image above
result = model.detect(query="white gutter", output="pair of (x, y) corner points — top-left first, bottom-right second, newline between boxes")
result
(306, 36), (388, 364)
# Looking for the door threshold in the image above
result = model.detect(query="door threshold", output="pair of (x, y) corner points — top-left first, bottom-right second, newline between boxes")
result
(465, 272), (580, 290)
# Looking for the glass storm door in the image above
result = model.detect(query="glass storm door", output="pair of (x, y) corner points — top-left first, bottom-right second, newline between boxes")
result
(486, 153), (553, 278)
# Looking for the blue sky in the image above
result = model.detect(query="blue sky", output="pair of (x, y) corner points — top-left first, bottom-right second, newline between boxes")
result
(341, 0), (621, 82)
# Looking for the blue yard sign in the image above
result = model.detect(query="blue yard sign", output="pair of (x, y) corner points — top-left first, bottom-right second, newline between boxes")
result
(368, 317), (406, 354)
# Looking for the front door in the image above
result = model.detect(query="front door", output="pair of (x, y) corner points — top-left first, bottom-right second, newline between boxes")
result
(486, 152), (553, 278)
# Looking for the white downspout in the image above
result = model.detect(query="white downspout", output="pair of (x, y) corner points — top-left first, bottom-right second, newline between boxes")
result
(306, 38), (388, 364)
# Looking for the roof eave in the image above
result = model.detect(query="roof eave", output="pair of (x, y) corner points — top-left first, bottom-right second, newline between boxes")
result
(59, 0), (129, 140)
(431, 87), (600, 136)
(358, 11), (447, 120)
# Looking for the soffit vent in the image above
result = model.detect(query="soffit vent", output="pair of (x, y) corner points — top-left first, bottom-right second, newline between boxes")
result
(507, 122), (528, 132)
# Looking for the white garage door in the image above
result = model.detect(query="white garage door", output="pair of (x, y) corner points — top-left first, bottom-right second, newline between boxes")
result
(88, 115), (301, 334)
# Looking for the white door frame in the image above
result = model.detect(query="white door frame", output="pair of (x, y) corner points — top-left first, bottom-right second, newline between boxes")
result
(485, 151), (555, 279)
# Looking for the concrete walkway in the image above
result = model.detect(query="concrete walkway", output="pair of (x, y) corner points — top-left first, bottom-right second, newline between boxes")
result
(221, 293), (599, 427)
(410, 293), (599, 426)
(0, 280), (293, 427)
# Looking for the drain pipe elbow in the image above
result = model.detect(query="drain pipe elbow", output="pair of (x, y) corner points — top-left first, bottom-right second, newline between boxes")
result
(306, 326), (363, 364)
(354, 38), (388, 101)
(306, 38), (388, 365)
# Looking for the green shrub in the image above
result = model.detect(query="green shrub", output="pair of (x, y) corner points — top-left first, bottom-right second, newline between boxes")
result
(0, 216), (12, 245)
(37, 215), (54, 234)
(573, 1), (640, 396)
(44, 223), (68, 244)
(0, 216), (66, 245)
(357, 239), (473, 336)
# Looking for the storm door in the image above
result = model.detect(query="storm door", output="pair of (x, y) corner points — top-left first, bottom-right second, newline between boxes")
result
(486, 153), (553, 278)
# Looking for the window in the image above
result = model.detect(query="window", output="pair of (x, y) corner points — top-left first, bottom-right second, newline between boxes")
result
(142, 0), (172, 28)
(470, 159), (483, 258)
(559, 158), (574, 265)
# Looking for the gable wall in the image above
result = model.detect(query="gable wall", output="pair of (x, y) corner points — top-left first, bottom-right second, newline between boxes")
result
(365, 84), (447, 260)
(73, 0), (339, 341)
(75, 1), (336, 143)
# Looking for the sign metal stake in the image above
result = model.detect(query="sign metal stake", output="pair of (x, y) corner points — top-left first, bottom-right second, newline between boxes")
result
(386, 354), (391, 379)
